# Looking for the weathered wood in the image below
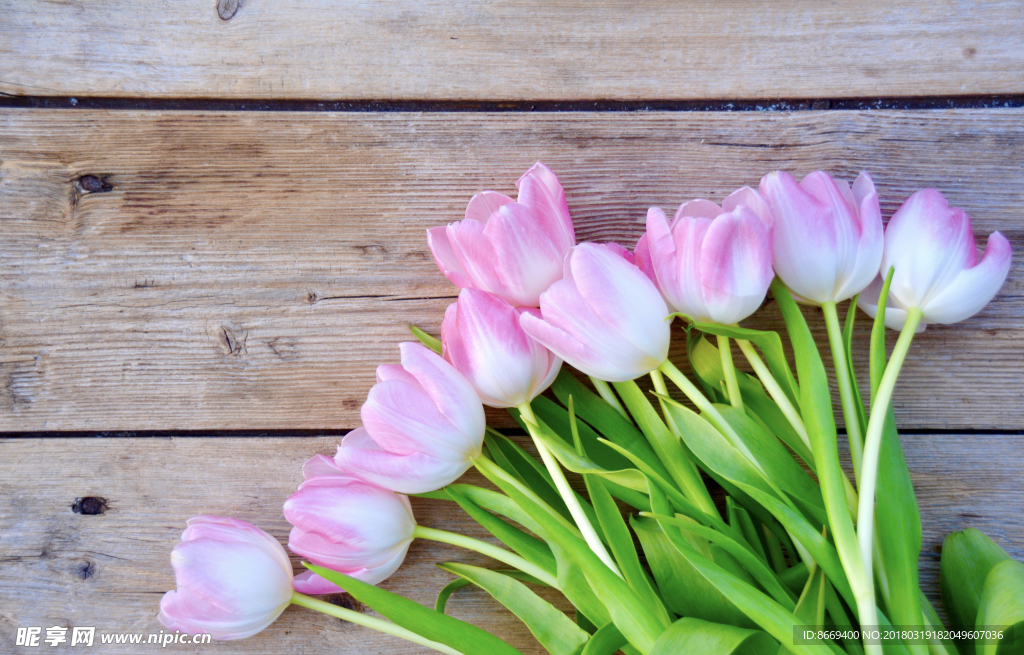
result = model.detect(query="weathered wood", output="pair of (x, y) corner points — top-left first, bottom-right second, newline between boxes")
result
(1, 1), (1023, 101)
(0, 109), (1021, 431)
(0, 435), (1019, 653)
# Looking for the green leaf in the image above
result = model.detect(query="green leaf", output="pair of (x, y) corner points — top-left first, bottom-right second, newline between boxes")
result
(527, 420), (650, 497)
(438, 562), (591, 655)
(646, 512), (796, 610)
(642, 515), (842, 655)
(613, 379), (711, 507)
(552, 369), (672, 481)
(475, 457), (669, 653)
(445, 483), (544, 535)
(692, 322), (800, 408)
(651, 617), (779, 655)
(941, 529), (1012, 653)
(532, 395), (635, 472)
(793, 564), (827, 629)
(445, 485), (556, 576)
(977, 559), (1024, 655)
(589, 474), (673, 624)
(770, 278), (866, 615)
(435, 569), (544, 613)
(409, 323), (442, 354)
(868, 269), (926, 649)
(486, 431), (574, 522)
(306, 563), (524, 655)
(632, 515), (753, 628)
(582, 622), (629, 655)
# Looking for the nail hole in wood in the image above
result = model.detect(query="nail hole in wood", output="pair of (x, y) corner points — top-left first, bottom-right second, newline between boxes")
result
(218, 0), (240, 20)
(72, 497), (108, 515)
(74, 175), (113, 195)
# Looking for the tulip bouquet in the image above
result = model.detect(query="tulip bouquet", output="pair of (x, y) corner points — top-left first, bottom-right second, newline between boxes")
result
(160, 163), (1020, 655)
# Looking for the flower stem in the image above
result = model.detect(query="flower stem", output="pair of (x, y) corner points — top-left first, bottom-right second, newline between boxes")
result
(822, 301), (865, 483)
(734, 338), (812, 457)
(649, 369), (719, 517)
(518, 402), (622, 578)
(413, 525), (558, 587)
(716, 334), (744, 411)
(856, 306), (923, 621)
(589, 376), (629, 419)
(291, 592), (462, 655)
(657, 360), (761, 468)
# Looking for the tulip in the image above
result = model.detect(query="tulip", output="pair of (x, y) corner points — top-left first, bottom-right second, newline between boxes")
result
(285, 468), (416, 595)
(158, 516), (293, 640)
(441, 288), (562, 407)
(634, 193), (774, 325)
(760, 170), (883, 304)
(427, 162), (576, 307)
(520, 241), (671, 382)
(858, 188), (1012, 331)
(333, 342), (485, 494)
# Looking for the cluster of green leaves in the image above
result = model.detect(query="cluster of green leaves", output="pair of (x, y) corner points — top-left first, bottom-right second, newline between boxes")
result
(317, 303), (1017, 655)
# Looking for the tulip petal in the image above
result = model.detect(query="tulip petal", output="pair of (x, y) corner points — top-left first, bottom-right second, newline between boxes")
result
(362, 378), (476, 460)
(833, 173), (884, 301)
(919, 232), (1012, 324)
(159, 588), (287, 640)
(302, 454), (346, 480)
(464, 191), (514, 223)
(649, 208), (712, 320)
(481, 201), (569, 306)
(699, 206), (774, 324)
(856, 277), (928, 333)
(292, 570), (344, 595)
(397, 342), (485, 451)
(516, 168), (575, 253)
(520, 309), (646, 382)
(723, 186), (773, 227)
(427, 226), (472, 289)
(334, 427), (470, 493)
(676, 199), (722, 220)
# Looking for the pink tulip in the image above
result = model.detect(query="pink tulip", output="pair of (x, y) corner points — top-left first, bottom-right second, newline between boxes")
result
(634, 191), (773, 325)
(759, 170), (883, 304)
(858, 189), (1011, 330)
(158, 516), (293, 640)
(520, 242), (671, 382)
(333, 342), (485, 494)
(441, 288), (562, 407)
(285, 464), (416, 595)
(427, 162), (576, 307)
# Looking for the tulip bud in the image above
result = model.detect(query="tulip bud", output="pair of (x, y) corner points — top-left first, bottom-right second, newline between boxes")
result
(858, 189), (1011, 330)
(520, 242), (671, 382)
(441, 288), (562, 407)
(333, 342), (485, 494)
(285, 466), (416, 595)
(427, 162), (576, 307)
(158, 516), (293, 640)
(759, 170), (884, 304)
(634, 192), (773, 325)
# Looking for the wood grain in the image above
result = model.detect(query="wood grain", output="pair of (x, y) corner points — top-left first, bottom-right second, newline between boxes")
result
(0, 435), (1019, 653)
(1, 109), (1021, 431)
(1, 1), (1022, 101)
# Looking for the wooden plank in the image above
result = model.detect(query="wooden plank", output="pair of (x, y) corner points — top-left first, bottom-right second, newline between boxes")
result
(0, 109), (1022, 431)
(1, 1), (1022, 101)
(0, 434), (1020, 653)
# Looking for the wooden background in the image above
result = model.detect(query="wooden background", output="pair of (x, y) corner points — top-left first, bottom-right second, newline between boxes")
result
(1, 1), (1022, 653)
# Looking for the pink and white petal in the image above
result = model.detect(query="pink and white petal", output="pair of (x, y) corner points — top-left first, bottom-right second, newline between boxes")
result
(920, 232), (1012, 325)
(375, 363), (418, 385)
(292, 570), (344, 595)
(520, 310), (650, 382)
(302, 454), (347, 480)
(676, 199), (723, 220)
(760, 171), (838, 304)
(516, 162), (574, 248)
(722, 186), (773, 227)
(333, 440), (471, 494)
(516, 171), (575, 253)
(666, 213), (714, 320)
(159, 589), (286, 640)
(427, 226), (472, 289)
(856, 277), (927, 333)
(699, 208), (773, 325)
(361, 379), (475, 459)
(445, 219), (508, 298)
(568, 242), (671, 363)
(833, 180), (884, 301)
(397, 342), (485, 449)
(180, 517), (293, 577)
(464, 191), (514, 223)
(482, 202), (567, 307)
(633, 232), (657, 285)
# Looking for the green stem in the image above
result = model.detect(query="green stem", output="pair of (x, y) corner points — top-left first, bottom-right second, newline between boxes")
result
(734, 338), (812, 457)
(856, 307), (923, 620)
(716, 334), (744, 411)
(291, 592), (462, 655)
(589, 376), (629, 419)
(649, 369), (719, 517)
(413, 525), (558, 587)
(518, 402), (622, 578)
(657, 360), (761, 470)
(822, 301), (865, 483)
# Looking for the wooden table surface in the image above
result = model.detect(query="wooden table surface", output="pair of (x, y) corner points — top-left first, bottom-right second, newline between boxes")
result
(1, 2), (1022, 653)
